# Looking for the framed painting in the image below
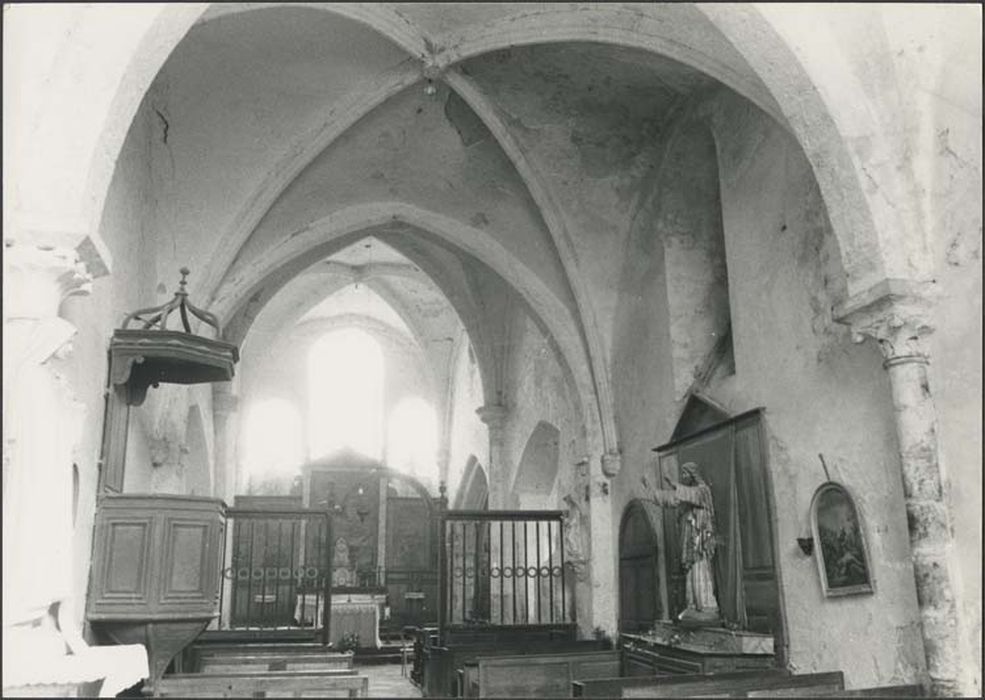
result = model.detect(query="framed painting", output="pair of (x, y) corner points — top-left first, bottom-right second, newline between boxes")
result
(810, 482), (874, 597)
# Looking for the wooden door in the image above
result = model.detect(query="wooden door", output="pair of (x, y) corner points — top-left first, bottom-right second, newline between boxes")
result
(619, 502), (660, 632)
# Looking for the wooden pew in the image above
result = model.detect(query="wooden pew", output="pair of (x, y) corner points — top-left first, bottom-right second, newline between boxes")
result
(463, 650), (621, 697)
(153, 669), (368, 698)
(185, 642), (343, 672)
(572, 669), (844, 698)
(572, 669), (790, 698)
(199, 651), (354, 673)
(425, 639), (602, 697)
(821, 684), (924, 697)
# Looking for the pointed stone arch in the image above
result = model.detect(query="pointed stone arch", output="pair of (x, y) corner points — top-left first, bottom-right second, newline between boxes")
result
(453, 456), (489, 510)
(511, 421), (561, 509)
(211, 203), (607, 468)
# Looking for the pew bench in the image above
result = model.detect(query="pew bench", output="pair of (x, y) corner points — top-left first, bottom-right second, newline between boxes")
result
(199, 652), (354, 673)
(153, 669), (368, 698)
(462, 650), (622, 698)
(573, 669), (844, 698)
(821, 684), (924, 697)
(572, 668), (789, 698)
(185, 642), (345, 672)
(426, 639), (602, 697)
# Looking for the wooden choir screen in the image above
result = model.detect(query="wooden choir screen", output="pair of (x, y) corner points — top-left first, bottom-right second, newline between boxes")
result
(439, 511), (574, 634)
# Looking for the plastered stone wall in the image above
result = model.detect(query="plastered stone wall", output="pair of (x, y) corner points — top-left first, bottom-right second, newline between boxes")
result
(920, 23), (983, 691)
(501, 314), (585, 505)
(499, 313), (591, 632)
(706, 94), (924, 689)
(59, 103), (216, 632)
(609, 91), (927, 689)
(458, 43), (697, 358)
(446, 333), (488, 501)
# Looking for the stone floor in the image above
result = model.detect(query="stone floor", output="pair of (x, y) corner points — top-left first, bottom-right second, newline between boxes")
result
(356, 662), (422, 698)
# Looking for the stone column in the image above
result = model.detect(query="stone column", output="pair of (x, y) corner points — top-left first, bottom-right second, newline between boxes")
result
(2, 239), (148, 693)
(589, 451), (619, 637)
(377, 475), (389, 584)
(212, 385), (240, 503)
(3, 242), (91, 626)
(212, 385), (239, 629)
(476, 404), (509, 509)
(437, 446), (451, 494)
(836, 281), (960, 696)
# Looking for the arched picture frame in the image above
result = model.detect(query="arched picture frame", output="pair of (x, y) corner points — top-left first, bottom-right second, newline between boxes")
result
(810, 482), (874, 597)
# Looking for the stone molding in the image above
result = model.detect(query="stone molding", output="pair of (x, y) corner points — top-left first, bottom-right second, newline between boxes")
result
(832, 278), (937, 364)
(4, 214), (111, 279)
(3, 241), (93, 320)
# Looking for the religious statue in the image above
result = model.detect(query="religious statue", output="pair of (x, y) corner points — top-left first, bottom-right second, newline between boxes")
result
(562, 493), (590, 582)
(643, 462), (721, 625)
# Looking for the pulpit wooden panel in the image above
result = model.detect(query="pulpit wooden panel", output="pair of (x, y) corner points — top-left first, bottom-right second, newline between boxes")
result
(87, 494), (225, 689)
(88, 494), (224, 620)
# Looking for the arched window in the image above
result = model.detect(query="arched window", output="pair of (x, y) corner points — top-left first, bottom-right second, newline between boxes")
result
(308, 328), (384, 460)
(242, 398), (303, 482)
(387, 396), (437, 486)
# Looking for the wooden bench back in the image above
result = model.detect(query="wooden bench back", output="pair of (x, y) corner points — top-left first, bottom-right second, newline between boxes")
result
(200, 652), (354, 673)
(154, 670), (367, 698)
(572, 669), (790, 697)
(820, 684), (924, 697)
(472, 650), (621, 698)
(426, 639), (602, 697)
(620, 670), (845, 698)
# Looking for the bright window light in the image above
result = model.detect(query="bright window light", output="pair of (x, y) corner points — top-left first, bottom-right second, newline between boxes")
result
(242, 398), (303, 480)
(387, 396), (438, 485)
(308, 328), (384, 460)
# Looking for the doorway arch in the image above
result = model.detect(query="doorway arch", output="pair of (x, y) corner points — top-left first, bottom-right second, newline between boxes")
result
(619, 500), (663, 632)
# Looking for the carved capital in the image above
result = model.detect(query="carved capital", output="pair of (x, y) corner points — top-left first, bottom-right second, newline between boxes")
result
(5, 213), (111, 278)
(4, 241), (92, 320)
(833, 278), (936, 366)
(601, 450), (622, 478)
(476, 403), (509, 432)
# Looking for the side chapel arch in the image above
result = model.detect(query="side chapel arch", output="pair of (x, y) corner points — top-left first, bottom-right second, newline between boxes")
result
(511, 421), (561, 509)
(453, 456), (489, 511)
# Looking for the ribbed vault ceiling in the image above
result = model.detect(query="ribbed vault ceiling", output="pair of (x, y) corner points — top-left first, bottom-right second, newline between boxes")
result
(127, 3), (770, 449)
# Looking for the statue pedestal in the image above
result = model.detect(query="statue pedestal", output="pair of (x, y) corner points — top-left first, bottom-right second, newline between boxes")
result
(621, 625), (774, 676)
(643, 621), (774, 655)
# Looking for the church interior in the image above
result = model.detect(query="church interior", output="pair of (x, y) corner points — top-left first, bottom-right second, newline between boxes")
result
(3, 4), (981, 698)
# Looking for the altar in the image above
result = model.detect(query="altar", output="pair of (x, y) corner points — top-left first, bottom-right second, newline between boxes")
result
(294, 592), (386, 649)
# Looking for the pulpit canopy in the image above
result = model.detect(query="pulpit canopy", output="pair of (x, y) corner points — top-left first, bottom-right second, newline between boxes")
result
(108, 268), (239, 405)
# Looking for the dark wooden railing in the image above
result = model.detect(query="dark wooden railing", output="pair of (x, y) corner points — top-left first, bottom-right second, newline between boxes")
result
(218, 508), (333, 644)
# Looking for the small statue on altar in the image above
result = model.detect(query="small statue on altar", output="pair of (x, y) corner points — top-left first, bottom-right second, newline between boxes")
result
(643, 462), (721, 626)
